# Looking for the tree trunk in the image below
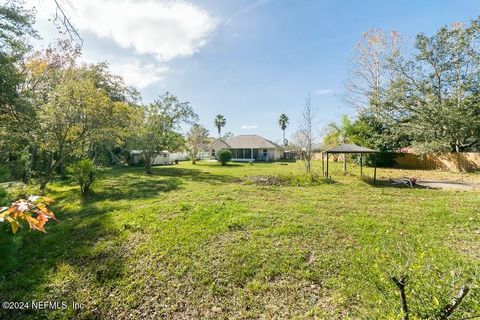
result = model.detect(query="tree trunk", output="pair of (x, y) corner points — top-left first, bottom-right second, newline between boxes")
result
(145, 163), (152, 174)
(306, 155), (311, 174)
(191, 150), (197, 164)
(436, 285), (469, 319)
(39, 156), (64, 194)
(143, 154), (153, 174)
(391, 276), (409, 320)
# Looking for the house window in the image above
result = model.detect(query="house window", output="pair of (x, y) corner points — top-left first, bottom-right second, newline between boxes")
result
(245, 149), (252, 159)
(238, 149), (244, 159)
(211, 149), (215, 157)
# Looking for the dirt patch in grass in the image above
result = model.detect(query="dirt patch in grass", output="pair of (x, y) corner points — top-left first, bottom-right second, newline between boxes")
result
(416, 180), (480, 190)
(245, 174), (333, 187)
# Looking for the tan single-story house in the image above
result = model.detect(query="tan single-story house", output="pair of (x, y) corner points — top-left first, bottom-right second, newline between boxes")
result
(210, 135), (284, 161)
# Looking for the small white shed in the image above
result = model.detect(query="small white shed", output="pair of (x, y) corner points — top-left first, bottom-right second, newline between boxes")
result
(129, 150), (172, 166)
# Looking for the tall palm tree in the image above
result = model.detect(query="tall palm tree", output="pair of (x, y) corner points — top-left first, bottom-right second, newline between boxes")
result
(278, 113), (289, 146)
(324, 115), (362, 173)
(214, 114), (226, 138)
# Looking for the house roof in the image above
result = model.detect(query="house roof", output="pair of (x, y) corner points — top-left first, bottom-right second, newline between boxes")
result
(212, 135), (284, 149)
(323, 143), (378, 154)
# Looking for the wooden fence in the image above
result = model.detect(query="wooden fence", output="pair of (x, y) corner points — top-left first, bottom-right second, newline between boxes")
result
(311, 151), (480, 172)
(393, 153), (480, 172)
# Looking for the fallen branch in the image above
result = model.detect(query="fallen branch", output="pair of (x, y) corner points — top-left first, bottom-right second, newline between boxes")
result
(391, 177), (417, 188)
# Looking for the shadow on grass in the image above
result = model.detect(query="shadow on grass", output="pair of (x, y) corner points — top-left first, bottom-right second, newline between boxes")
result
(0, 208), (132, 319)
(151, 166), (236, 179)
(52, 166), (234, 206)
(194, 162), (243, 167)
(0, 165), (237, 318)
(364, 178), (430, 189)
(90, 176), (181, 202)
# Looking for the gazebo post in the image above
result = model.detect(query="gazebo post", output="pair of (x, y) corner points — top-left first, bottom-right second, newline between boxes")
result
(373, 161), (377, 184)
(360, 153), (363, 177)
(323, 144), (379, 181)
(321, 152), (325, 176)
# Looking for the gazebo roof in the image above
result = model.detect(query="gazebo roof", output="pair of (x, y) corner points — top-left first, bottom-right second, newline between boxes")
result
(323, 143), (379, 154)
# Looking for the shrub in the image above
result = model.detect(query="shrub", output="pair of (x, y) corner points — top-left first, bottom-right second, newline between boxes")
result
(355, 151), (397, 167)
(6, 147), (32, 182)
(0, 188), (8, 207)
(217, 149), (232, 166)
(67, 159), (97, 198)
(0, 166), (11, 183)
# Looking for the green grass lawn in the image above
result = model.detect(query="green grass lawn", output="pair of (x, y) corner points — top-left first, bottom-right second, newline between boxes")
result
(1, 161), (479, 319)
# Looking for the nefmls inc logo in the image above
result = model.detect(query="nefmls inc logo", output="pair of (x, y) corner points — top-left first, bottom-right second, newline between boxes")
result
(31, 301), (68, 310)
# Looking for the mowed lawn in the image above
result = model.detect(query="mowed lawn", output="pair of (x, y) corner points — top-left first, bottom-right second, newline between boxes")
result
(1, 161), (479, 319)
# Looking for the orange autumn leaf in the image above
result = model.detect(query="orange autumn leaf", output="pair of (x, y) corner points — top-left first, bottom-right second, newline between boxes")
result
(1, 196), (58, 234)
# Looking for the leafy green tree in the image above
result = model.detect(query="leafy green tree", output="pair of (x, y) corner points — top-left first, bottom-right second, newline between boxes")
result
(323, 115), (367, 171)
(0, 0), (37, 106)
(361, 19), (480, 153)
(395, 19), (480, 152)
(17, 41), (140, 182)
(186, 124), (209, 164)
(0, 1), (37, 54)
(35, 72), (112, 192)
(136, 93), (197, 174)
(67, 159), (97, 198)
(222, 131), (234, 139)
(278, 113), (289, 146)
(214, 114), (226, 138)
(216, 149), (232, 166)
(323, 115), (365, 147)
(0, 1), (38, 179)
(83, 63), (142, 165)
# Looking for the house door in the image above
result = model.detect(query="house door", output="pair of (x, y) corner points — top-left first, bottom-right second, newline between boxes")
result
(263, 149), (268, 161)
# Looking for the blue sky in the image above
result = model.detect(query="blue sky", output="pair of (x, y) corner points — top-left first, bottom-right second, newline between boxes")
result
(27, 0), (480, 143)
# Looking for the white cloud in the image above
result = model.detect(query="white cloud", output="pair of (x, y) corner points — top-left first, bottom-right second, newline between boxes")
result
(241, 124), (259, 130)
(28, 0), (219, 61)
(313, 89), (334, 96)
(108, 60), (169, 89)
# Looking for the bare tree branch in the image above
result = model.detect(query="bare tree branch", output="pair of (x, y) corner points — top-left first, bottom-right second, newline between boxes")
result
(436, 286), (470, 320)
(52, 0), (83, 46)
(390, 275), (409, 320)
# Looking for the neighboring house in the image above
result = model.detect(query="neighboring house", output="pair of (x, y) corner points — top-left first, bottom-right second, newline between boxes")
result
(169, 151), (190, 162)
(210, 135), (284, 161)
(129, 150), (171, 166)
